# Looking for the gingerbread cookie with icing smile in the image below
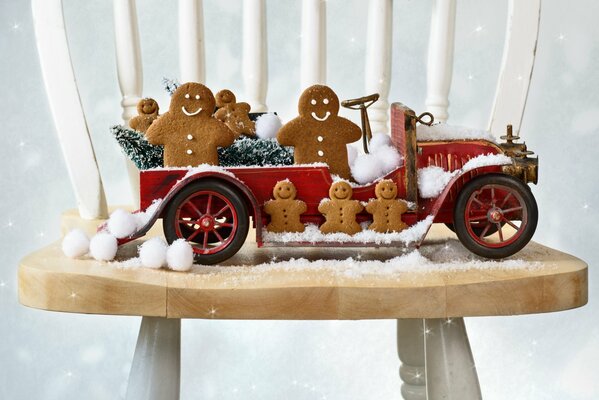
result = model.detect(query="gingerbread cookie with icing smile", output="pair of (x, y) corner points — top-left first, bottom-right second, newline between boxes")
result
(318, 181), (363, 235)
(277, 85), (362, 179)
(130, 98), (159, 133)
(145, 82), (235, 167)
(365, 179), (408, 233)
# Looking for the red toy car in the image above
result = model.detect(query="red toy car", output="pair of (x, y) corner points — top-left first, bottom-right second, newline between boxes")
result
(119, 96), (539, 264)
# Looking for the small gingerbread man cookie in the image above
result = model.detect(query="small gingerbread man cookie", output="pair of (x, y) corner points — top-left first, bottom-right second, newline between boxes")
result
(130, 98), (159, 133)
(277, 85), (362, 180)
(214, 89), (256, 138)
(145, 82), (235, 167)
(318, 181), (363, 235)
(264, 180), (307, 233)
(365, 180), (408, 233)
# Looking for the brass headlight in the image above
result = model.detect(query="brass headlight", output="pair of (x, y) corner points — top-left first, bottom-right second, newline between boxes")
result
(498, 125), (539, 185)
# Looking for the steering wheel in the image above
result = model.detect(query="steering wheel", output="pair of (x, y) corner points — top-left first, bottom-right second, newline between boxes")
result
(341, 93), (380, 110)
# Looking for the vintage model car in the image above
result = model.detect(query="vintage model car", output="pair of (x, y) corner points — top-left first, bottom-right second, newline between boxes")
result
(116, 95), (539, 264)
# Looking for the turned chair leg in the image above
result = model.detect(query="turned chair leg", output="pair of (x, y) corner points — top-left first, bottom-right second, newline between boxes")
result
(397, 319), (427, 400)
(126, 317), (181, 400)
(423, 318), (482, 400)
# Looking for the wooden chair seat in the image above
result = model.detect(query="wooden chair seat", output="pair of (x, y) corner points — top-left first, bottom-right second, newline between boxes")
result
(19, 224), (587, 320)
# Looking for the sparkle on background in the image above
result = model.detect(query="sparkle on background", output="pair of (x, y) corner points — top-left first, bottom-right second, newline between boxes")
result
(473, 25), (484, 33)
(18, 141), (25, 149)
(208, 306), (217, 317)
(582, 203), (590, 210)
(467, 73), (474, 81)
(7, 220), (13, 228)
(557, 33), (566, 41)
(11, 22), (20, 31)
(69, 291), (77, 299)
(0, 280), (6, 288)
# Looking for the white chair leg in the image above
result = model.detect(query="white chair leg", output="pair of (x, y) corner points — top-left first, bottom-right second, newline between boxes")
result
(397, 319), (427, 400)
(424, 318), (482, 400)
(126, 317), (181, 400)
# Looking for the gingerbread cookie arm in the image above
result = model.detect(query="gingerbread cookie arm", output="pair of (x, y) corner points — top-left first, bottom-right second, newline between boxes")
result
(365, 200), (378, 215)
(276, 117), (302, 147)
(210, 119), (236, 148)
(214, 107), (228, 122)
(337, 117), (363, 144)
(145, 114), (173, 145)
(317, 200), (332, 214)
(351, 201), (364, 214)
(297, 200), (307, 214)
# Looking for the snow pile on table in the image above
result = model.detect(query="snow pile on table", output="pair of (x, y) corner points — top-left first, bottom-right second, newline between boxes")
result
(417, 123), (496, 142)
(418, 166), (458, 198)
(417, 153), (513, 199)
(350, 133), (403, 184)
(262, 216), (434, 245)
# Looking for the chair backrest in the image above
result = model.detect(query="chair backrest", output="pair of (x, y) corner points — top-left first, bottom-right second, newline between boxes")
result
(32, 0), (541, 220)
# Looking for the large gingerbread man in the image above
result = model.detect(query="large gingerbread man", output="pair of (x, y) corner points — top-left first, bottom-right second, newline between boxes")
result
(318, 181), (363, 235)
(130, 98), (159, 133)
(264, 180), (307, 233)
(145, 82), (235, 167)
(277, 85), (362, 180)
(214, 89), (256, 138)
(365, 180), (408, 233)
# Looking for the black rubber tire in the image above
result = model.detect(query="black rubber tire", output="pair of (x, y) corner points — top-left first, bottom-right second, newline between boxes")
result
(453, 174), (538, 259)
(163, 179), (249, 265)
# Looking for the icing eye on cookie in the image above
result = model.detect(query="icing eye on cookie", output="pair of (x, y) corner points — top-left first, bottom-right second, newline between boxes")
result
(310, 99), (317, 105)
(195, 95), (200, 100)
(185, 94), (190, 99)
(323, 98), (329, 104)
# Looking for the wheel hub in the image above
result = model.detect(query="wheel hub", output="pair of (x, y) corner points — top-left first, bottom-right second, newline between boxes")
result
(488, 208), (503, 223)
(199, 215), (214, 230)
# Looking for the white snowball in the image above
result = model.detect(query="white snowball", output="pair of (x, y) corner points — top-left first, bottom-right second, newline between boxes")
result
(351, 153), (385, 185)
(61, 229), (90, 258)
(255, 113), (283, 139)
(139, 237), (168, 269)
(89, 232), (118, 261)
(346, 144), (358, 166)
(107, 209), (138, 239)
(369, 133), (392, 151)
(377, 144), (402, 172)
(166, 239), (194, 272)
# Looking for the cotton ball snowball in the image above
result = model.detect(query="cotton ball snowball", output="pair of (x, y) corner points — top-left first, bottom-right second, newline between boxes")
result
(369, 133), (392, 151)
(377, 145), (402, 172)
(351, 153), (384, 185)
(62, 229), (90, 258)
(166, 239), (194, 272)
(346, 145), (358, 166)
(255, 113), (283, 139)
(89, 232), (118, 261)
(107, 209), (137, 239)
(139, 237), (168, 269)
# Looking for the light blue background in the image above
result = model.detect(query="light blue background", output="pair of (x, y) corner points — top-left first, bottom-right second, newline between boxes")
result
(1, 0), (598, 399)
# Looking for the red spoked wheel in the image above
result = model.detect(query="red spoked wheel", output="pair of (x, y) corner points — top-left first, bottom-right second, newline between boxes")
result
(454, 174), (538, 259)
(163, 179), (249, 265)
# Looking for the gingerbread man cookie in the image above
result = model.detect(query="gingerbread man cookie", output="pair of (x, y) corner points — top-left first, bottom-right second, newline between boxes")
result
(145, 82), (235, 167)
(318, 181), (363, 235)
(214, 89), (256, 138)
(264, 180), (307, 233)
(365, 180), (408, 233)
(129, 98), (159, 133)
(277, 85), (362, 180)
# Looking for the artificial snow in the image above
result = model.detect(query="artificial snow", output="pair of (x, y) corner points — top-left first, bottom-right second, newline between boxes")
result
(61, 229), (90, 258)
(139, 237), (168, 269)
(417, 123), (496, 142)
(255, 113), (283, 139)
(350, 139), (403, 185)
(462, 153), (512, 172)
(346, 144), (358, 166)
(418, 166), (458, 199)
(89, 232), (118, 261)
(181, 164), (237, 179)
(369, 133), (392, 150)
(166, 239), (194, 271)
(133, 199), (163, 230)
(417, 153), (513, 199)
(107, 208), (138, 239)
(262, 216), (434, 246)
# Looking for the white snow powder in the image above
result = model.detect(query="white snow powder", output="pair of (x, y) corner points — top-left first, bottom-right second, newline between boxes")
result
(462, 153), (512, 172)
(133, 199), (163, 230)
(262, 216), (434, 246)
(417, 166), (458, 199)
(417, 123), (496, 142)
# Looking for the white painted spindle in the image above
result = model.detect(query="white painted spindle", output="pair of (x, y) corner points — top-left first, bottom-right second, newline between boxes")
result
(114, 0), (143, 205)
(425, 0), (457, 123)
(301, 0), (326, 88)
(31, 0), (108, 220)
(179, 0), (205, 83)
(424, 318), (482, 399)
(488, 0), (541, 137)
(365, 0), (393, 134)
(242, 0), (268, 112)
(397, 319), (426, 400)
